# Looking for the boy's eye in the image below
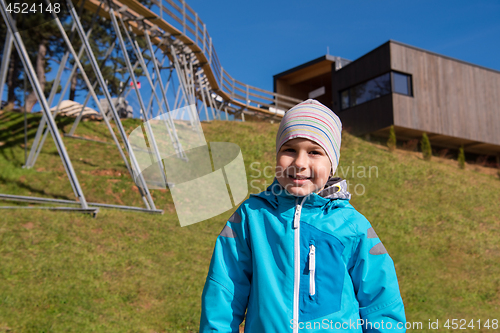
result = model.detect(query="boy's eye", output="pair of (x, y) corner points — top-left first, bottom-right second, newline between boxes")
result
(309, 150), (322, 155)
(283, 148), (295, 152)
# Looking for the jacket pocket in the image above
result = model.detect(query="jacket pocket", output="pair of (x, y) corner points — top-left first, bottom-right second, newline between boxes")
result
(299, 223), (345, 323)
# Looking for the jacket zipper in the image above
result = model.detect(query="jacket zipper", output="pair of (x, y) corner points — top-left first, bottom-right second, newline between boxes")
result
(293, 196), (308, 333)
(309, 244), (316, 296)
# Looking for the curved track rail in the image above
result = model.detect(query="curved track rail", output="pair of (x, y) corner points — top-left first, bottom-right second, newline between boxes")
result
(80, 0), (302, 119)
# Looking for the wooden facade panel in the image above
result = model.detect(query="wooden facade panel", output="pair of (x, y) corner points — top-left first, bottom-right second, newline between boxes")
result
(277, 73), (332, 107)
(276, 80), (293, 98)
(286, 62), (332, 85)
(276, 79), (311, 103)
(391, 42), (500, 145)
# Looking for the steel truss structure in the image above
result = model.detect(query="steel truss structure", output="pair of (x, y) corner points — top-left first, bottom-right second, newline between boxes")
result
(0, 0), (302, 215)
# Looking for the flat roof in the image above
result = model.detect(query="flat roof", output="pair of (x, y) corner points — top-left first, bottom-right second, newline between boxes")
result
(275, 41), (500, 79)
(340, 40), (500, 75)
(273, 54), (341, 79)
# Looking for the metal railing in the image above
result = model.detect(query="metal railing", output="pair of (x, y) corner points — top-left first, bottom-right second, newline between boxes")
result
(139, 0), (303, 114)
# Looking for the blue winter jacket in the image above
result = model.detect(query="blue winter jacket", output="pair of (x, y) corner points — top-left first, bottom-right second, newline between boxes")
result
(200, 178), (406, 332)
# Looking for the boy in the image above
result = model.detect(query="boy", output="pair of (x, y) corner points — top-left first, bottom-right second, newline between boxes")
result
(200, 99), (406, 332)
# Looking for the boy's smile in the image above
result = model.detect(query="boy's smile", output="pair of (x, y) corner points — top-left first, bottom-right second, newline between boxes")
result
(275, 138), (332, 197)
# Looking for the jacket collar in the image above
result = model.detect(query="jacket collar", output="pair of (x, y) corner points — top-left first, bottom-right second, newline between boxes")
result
(317, 177), (352, 200)
(252, 177), (351, 209)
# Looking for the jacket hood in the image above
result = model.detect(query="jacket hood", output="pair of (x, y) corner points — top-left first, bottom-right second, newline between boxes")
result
(252, 177), (351, 209)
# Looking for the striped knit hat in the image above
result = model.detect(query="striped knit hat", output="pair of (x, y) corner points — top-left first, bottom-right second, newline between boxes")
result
(276, 99), (342, 175)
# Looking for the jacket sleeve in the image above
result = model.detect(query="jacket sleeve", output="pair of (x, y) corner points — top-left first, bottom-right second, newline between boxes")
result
(347, 214), (406, 333)
(199, 207), (252, 333)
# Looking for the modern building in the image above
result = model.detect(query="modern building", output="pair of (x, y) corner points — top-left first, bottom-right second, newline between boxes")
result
(273, 40), (500, 156)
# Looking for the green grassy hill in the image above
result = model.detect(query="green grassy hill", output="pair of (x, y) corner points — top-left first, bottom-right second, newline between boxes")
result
(1, 110), (499, 332)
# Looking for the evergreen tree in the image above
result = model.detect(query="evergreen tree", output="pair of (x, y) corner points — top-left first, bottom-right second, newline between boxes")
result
(458, 146), (465, 169)
(496, 155), (500, 179)
(421, 132), (432, 161)
(0, 0), (67, 110)
(387, 125), (396, 152)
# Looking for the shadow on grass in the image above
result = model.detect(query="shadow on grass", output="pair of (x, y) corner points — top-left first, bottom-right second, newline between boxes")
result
(0, 112), (69, 144)
(0, 112), (83, 165)
(0, 175), (73, 201)
(77, 120), (116, 141)
(80, 159), (99, 167)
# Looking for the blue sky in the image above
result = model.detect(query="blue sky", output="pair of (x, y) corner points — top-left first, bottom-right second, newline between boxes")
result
(4, 0), (499, 118)
(185, 0), (500, 92)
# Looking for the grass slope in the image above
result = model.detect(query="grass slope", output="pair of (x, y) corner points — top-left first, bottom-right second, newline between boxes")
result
(0, 111), (499, 332)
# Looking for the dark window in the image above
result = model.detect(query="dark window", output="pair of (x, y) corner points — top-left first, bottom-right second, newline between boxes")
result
(392, 72), (412, 95)
(340, 71), (413, 110)
(351, 73), (391, 106)
(340, 90), (350, 110)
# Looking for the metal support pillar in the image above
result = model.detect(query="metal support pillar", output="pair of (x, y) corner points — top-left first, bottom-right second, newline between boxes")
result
(46, 10), (137, 183)
(68, 39), (117, 136)
(197, 72), (210, 121)
(170, 45), (192, 107)
(0, 194), (162, 214)
(143, 27), (187, 159)
(131, 38), (185, 159)
(0, 30), (13, 104)
(169, 45), (204, 138)
(108, 6), (169, 191)
(204, 86), (217, 120)
(21, 45), (70, 169)
(25, 25), (93, 169)
(67, 0), (156, 210)
(25, 0), (105, 167)
(0, 0), (89, 209)
(173, 85), (182, 112)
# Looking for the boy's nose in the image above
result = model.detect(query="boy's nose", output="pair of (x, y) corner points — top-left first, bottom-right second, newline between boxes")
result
(293, 150), (308, 168)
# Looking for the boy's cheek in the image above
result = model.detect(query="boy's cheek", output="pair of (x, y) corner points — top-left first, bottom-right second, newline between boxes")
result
(275, 165), (285, 178)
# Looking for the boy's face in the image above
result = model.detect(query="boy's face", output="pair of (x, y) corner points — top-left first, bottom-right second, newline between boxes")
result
(275, 138), (332, 197)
